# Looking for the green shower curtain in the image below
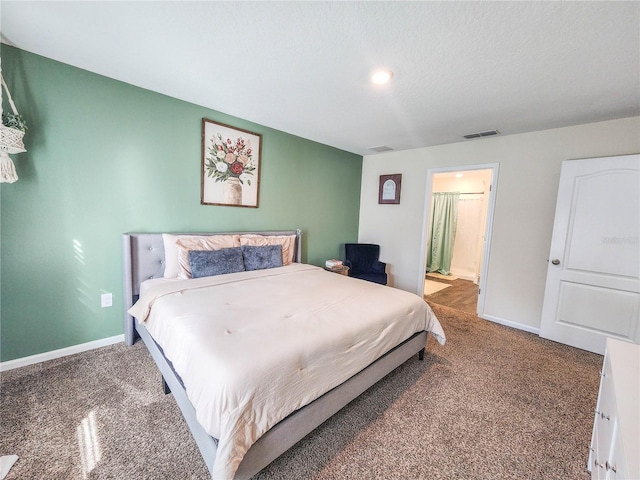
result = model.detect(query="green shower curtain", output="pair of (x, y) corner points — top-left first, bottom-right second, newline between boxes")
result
(427, 192), (460, 275)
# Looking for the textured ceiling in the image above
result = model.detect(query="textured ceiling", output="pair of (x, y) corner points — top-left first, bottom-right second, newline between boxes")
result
(1, 1), (639, 156)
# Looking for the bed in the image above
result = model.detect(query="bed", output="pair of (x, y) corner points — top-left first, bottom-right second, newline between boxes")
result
(123, 230), (445, 479)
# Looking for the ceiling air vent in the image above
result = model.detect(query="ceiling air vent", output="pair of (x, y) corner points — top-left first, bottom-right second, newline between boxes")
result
(463, 129), (500, 139)
(369, 145), (394, 153)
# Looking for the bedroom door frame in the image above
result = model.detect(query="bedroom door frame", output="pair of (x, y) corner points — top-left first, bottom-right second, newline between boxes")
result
(417, 163), (500, 316)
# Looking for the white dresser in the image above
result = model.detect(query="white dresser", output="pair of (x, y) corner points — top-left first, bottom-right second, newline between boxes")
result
(589, 338), (639, 479)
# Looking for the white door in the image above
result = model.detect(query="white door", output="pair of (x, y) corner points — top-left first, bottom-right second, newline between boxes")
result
(540, 154), (640, 354)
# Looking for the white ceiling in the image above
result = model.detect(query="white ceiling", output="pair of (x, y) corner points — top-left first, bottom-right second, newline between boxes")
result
(1, 1), (639, 156)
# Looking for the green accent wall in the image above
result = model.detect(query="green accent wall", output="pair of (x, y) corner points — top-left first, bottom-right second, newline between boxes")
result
(0, 46), (362, 362)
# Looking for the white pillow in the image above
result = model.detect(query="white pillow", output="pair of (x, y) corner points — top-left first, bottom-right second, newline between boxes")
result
(162, 233), (182, 279)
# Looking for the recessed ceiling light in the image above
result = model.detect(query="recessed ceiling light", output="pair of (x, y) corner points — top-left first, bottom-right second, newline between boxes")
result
(371, 69), (394, 85)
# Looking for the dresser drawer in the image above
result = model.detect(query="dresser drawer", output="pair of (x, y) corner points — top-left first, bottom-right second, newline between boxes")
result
(589, 339), (639, 480)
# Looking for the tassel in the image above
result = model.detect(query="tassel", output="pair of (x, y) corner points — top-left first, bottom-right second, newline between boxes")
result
(0, 151), (18, 183)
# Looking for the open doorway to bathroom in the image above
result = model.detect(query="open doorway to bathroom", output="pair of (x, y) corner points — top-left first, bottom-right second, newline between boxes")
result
(419, 165), (498, 315)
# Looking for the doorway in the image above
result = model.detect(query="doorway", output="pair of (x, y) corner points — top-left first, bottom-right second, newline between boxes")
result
(418, 164), (499, 316)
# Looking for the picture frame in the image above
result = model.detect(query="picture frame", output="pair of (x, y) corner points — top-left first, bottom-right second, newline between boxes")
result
(201, 118), (262, 207)
(378, 174), (402, 204)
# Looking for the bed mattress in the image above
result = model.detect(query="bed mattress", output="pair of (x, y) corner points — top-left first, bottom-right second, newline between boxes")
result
(129, 263), (445, 478)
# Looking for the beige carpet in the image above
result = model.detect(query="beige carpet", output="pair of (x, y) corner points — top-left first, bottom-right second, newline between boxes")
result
(424, 279), (452, 296)
(0, 304), (601, 479)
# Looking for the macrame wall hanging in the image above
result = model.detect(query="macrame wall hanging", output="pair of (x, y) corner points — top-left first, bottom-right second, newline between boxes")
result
(0, 59), (27, 183)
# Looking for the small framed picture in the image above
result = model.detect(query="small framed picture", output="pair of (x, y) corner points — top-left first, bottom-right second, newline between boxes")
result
(378, 174), (402, 204)
(201, 118), (262, 207)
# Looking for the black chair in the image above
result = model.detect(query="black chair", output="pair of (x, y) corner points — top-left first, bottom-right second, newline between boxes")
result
(344, 243), (387, 285)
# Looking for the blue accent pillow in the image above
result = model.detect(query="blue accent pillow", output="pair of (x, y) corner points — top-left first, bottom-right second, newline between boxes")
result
(241, 245), (283, 271)
(189, 247), (245, 278)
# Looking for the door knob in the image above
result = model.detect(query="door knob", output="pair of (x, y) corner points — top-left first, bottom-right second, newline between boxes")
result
(551, 259), (560, 265)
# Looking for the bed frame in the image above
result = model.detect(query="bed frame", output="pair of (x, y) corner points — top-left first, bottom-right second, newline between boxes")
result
(122, 230), (427, 479)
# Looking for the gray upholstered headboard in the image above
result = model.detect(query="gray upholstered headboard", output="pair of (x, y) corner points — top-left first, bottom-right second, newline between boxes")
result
(122, 229), (303, 345)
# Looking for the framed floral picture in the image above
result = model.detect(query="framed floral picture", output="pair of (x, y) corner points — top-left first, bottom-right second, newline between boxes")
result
(201, 118), (262, 207)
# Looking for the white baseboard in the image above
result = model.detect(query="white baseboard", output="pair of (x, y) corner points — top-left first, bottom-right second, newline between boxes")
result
(0, 334), (125, 372)
(0, 316), (538, 371)
(479, 313), (540, 335)
(450, 271), (478, 283)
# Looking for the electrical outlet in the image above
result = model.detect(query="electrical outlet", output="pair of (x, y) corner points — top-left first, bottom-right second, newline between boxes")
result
(101, 293), (113, 308)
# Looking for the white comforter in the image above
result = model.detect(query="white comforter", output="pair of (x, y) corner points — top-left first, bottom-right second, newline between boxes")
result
(129, 263), (445, 479)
